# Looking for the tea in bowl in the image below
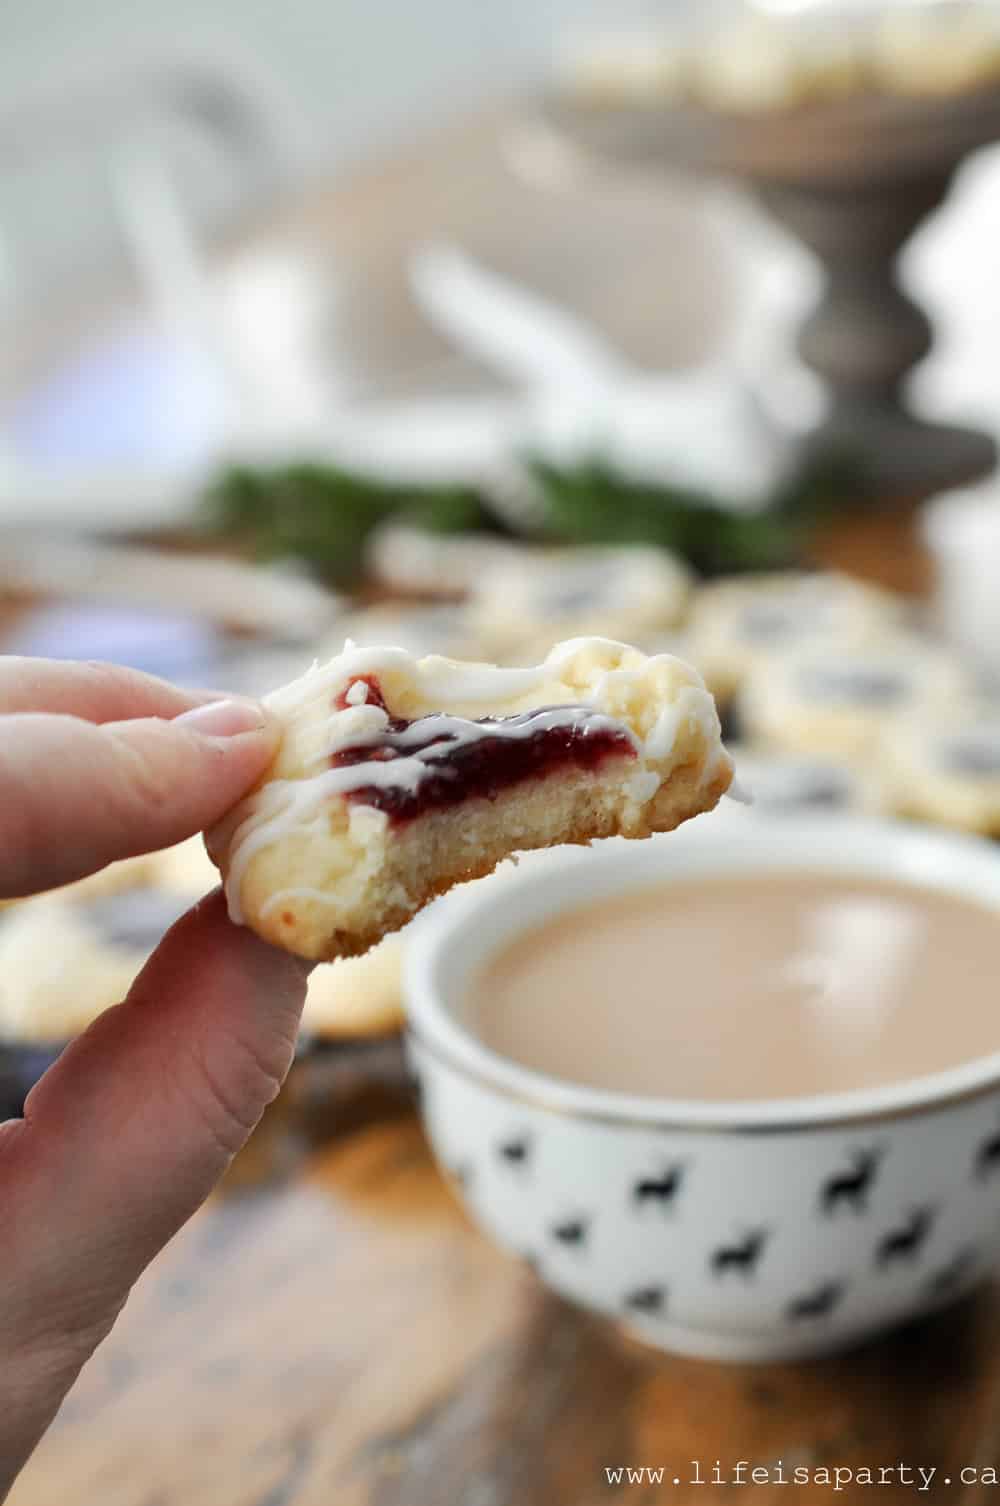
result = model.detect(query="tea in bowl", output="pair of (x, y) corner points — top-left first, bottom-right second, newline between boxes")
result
(404, 817), (1000, 1362)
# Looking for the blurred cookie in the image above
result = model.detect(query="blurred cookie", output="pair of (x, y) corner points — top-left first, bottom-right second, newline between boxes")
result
(0, 883), (192, 1044)
(688, 14), (815, 112)
(0, 835), (405, 1050)
(689, 571), (904, 707)
(365, 523), (518, 598)
(561, 31), (687, 107)
(0, 839), (222, 1047)
(324, 603), (488, 663)
(145, 835), (218, 895)
(872, 3), (1000, 96)
(880, 708), (1000, 835)
(728, 745), (885, 817)
(739, 636), (970, 762)
(471, 545), (691, 654)
(300, 939), (405, 1042)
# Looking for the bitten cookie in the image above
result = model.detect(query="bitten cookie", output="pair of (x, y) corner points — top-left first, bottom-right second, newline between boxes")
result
(880, 708), (1000, 836)
(297, 851), (568, 1041)
(324, 603), (488, 665)
(207, 637), (732, 962)
(151, 842), (409, 1039)
(738, 637), (969, 763)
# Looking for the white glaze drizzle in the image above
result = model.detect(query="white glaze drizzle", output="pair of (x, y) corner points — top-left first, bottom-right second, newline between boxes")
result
(219, 638), (725, 923)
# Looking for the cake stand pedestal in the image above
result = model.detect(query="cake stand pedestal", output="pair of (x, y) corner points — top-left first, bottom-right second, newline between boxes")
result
(544, 85), (1000, 496)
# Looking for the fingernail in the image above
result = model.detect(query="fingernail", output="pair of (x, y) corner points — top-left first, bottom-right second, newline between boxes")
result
(174, 699), (267, 738)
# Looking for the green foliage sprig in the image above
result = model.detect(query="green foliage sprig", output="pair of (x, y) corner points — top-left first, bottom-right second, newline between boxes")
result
(202, 449), (861, 585)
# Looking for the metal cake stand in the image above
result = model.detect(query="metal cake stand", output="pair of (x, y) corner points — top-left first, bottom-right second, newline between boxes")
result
(544, 83), (1000, 496)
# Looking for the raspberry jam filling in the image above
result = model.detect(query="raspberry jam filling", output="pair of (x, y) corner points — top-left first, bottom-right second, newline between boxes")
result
(331, 676), (636, 822)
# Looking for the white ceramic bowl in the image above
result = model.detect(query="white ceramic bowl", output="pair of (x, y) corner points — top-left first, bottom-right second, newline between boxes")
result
(404, 817), (1000, 1362)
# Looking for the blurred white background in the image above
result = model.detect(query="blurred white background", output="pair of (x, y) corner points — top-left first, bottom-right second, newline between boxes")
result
(2, 0), (591, 176)
(1, 0), (998, 535)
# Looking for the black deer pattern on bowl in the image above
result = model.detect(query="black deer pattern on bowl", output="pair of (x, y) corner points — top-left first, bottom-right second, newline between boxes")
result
(408, 1031), (1000, 1361)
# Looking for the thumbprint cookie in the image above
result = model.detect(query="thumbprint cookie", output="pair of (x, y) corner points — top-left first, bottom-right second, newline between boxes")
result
(726, 746), (886, 817)
(365, 522), (518, 599)
(880, 709), (1000, 836)
(321, 603), (488, 666)
(688, 571), (903, 706)
(738, 637), (969, 763)
(470, 546), (692, 654)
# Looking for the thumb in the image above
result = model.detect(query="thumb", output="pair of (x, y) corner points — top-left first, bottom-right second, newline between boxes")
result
(0, 892), (309, 1489)
(0, 699), (278, 898)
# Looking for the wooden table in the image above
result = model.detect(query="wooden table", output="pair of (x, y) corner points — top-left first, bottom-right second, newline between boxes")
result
(8, 1039), (1000, 1506)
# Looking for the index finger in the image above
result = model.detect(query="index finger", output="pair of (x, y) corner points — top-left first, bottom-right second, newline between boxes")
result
(0, 657), (213, 722)
(0, 703), (277, 899)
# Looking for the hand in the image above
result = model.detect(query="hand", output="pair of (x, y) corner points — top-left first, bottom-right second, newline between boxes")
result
(0, 659), (310, 1500)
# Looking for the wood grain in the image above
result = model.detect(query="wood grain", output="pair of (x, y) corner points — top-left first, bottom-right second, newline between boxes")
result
(9, 1078), (1000, 1506)
(809, 508), (935, 599)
